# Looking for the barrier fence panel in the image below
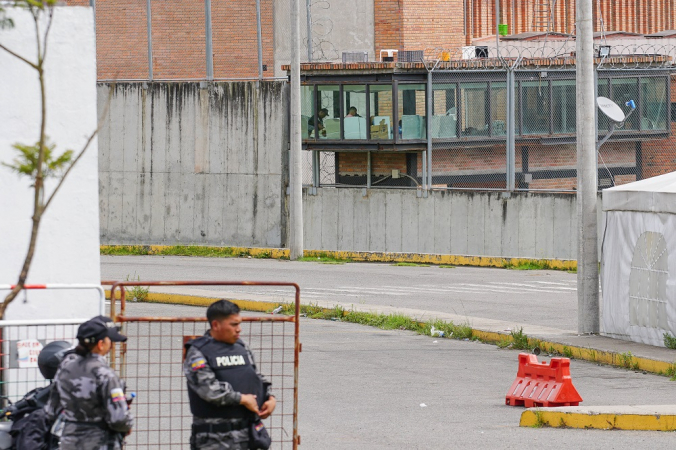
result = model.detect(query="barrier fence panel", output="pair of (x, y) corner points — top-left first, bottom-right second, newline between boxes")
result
(0, 319), (86, 408)
(110, 281), (300, 450)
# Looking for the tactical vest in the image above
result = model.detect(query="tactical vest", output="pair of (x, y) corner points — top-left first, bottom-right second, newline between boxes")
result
(186, 336), (265, 420)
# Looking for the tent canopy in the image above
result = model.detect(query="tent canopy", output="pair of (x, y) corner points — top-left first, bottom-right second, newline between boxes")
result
(603, 171), (676, 214)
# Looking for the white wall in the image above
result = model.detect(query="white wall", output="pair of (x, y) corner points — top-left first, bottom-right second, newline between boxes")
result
(0, 7), (101, 320)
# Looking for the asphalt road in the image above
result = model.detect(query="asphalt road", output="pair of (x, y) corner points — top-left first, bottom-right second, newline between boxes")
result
(101, 256), (578, 331)
(121, 302), (676, 450)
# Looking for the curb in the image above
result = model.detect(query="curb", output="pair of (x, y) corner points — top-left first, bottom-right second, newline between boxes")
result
(100, 245), (577, 270)
(520, 408), (676, 431)
(106, 290), (673, 377)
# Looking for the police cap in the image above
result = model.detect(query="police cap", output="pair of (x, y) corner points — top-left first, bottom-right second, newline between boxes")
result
(77, 315), (127, 344)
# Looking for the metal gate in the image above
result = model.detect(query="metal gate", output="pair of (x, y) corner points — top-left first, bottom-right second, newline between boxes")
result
(109, 281), (301, 450)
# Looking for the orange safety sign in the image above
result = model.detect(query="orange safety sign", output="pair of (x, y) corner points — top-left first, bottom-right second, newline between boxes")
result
(505, 353), (582, 407)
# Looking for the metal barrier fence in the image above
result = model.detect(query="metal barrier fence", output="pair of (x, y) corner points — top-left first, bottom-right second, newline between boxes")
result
(109, 281), (300, 450)
(0, 319), (85, 407)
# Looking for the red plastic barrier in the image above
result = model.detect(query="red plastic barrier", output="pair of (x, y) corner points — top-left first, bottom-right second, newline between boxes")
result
(505, 353), (582, 407)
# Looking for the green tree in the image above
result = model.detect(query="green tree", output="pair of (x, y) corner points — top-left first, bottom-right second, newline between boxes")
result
(0, 1), (108, 318)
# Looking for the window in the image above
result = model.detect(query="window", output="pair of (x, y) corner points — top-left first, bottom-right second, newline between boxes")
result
(641, 77), (668, 131)
(370, 84), (394, 140)
(343, 85), (367, 140)
(460, 82), (489, 136)
(431, 83), (458, 138)
(398, 83), (427, 140)
(315, 85), (339, 139)
(552, 80), (576, 134)
(611, 78), (639, 130)
(521, 80), (550, 135)
(597, 78), (610, 132)
(490, 82), (507, 136)
(301, 85), (315, 139)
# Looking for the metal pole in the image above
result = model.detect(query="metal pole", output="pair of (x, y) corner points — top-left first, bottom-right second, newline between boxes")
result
(506, 69), (515, 191)
(306, 0), (312, 62)
(256, 0), (263, 79)
(426, 71), (433, 191)
(290, 0), (304, 260)
(576, 0), (599, 334)
(146, 0), (153, 81)
(367, 152), (372, 188)
(495, 0), (500, 55)
(205, 0), (214, 81)
(90, 0), (96, 35)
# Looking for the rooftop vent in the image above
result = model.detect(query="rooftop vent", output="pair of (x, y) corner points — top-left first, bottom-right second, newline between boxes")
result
(342, 52), (368, 63)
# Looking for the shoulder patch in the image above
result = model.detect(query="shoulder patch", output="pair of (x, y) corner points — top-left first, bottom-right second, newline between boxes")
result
(190, 358), (206, 371)
(111, 387), (125, 402)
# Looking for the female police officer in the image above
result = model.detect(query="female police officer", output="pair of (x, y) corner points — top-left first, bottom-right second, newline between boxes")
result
(46, 315), (134, 450)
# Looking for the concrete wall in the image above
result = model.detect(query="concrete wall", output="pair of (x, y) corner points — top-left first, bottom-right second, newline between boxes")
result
(0, 7), (101, 319)
(273, 0), (375, 77)
(303, 189), (580, 260)
(98, 81), (288, 247)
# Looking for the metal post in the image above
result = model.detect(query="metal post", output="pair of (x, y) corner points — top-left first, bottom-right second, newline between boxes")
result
(290, 0), (304, 260)
(495, 0), (500, 56)
(306, 0), (312, 62)
(576, 0), (599, 334)
(256, 0), (263, 79)
(506, 69), (516, 191)
(367, 152), (372, 188)
(146, 0), (153, 81)
(90, 0), (96, 35)
(205, 0), (214, 81)
(426, 71), (433, 192)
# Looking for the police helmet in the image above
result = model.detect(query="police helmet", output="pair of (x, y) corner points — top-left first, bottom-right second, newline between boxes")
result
(37, 341), (72, 380)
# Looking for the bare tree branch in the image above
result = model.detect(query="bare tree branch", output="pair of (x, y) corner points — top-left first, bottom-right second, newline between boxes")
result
(0, 43), (38, 69)
(44, 86), (114, 211)
(41, 4), (53, 62)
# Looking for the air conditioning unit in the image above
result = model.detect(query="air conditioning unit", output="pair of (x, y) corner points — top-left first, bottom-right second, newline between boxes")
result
(462, 46), (489, 59)
(342, 51), (368, 63)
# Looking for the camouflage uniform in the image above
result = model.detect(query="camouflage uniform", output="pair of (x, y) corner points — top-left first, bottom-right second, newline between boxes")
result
(184, 334), (272, 450)
(46, 352), (134, 450)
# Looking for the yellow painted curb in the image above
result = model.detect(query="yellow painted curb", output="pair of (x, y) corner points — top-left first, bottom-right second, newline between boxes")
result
(100, 245), (576, 270)
(104, 290), (675, 377)
(105, 290), (278, 314)
(520, 409), (676, 431)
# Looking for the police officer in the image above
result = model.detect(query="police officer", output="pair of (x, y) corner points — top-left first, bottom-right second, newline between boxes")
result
(184, 300), (276, 450)
(46, 316), (134, 450)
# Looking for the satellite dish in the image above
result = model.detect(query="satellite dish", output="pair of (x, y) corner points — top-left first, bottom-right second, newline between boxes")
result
(597, 96), (625, 123)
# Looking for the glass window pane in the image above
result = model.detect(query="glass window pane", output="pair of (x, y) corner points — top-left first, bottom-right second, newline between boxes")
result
(301, 85), (315, 140)
(553, 80), (576, 134)
(598, 78), (610, 132)
(460, 82), (489, 136)
(314, 85), (339, 139)
(641, 77), (668, 131)
(521, 80), (550, 135)
(431, 83), (457, 138)
(343, 85), (367, 140)
(491, 82), (506, 136)
(397, 83), (427, 140)
(370, 84), (393, 140)
(611, 78), (639, 130)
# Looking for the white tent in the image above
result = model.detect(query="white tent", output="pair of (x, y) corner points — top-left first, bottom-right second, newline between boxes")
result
(601, 171), (676, 346)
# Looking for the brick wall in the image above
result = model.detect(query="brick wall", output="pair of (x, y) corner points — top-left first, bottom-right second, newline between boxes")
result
(94, 0), (149, 80)
(374, 0), (403, 59)
(212, 0), (273, 79)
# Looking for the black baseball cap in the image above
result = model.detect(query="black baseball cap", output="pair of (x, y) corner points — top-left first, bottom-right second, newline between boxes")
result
(77, 316), (127, 344)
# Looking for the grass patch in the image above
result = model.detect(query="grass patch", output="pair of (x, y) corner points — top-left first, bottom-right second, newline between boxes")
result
(618, 351), (636, 369)
(278, 303), (474, 341)
(502, 259), (576, 273)
(664, 333), (676, 350)
(101, 245), (152, 256)
(531, 410), (547, 428)
(298, 252), (351, 264)
(665, 363), (676, 381)
(125, 273), (149, 302)
(510, 327), (530, 350)
(392, 262), (430, 267)
(438, 265), (455, 269)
